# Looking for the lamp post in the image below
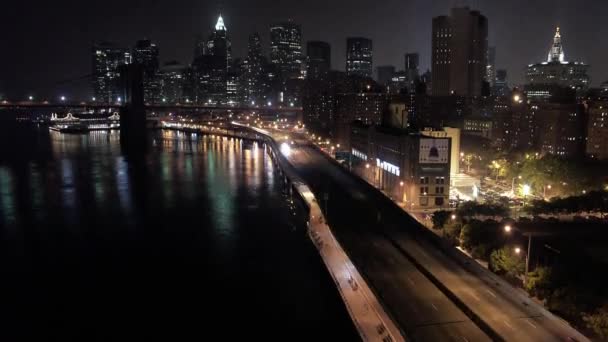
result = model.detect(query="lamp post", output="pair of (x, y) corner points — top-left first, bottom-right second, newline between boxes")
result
(505, 224), (532, 286)
(400, 181), (405, 203)
(543, 184), (552, 199)
(522, 184), (531, 206)
(511, 175), (522, 195)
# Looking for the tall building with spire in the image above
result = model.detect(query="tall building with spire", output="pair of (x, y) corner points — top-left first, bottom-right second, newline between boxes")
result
(192, 14), (233, 104)
(526, 27), (590, 95)
(548, 27), (565, 63)
(206, 14), (232, 70)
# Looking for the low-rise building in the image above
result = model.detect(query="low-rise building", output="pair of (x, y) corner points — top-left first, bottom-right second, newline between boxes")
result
(350, 122), (451, 210)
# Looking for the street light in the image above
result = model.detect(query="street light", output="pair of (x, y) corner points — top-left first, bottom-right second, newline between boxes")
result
(60, 96), (66, 102)
(451, 214), (457, 220)
(511, 175), (522, 195)
(505, 225), (532, 285)
(544, 184), (552, 199)
(522, 184), (531, 196)
(28, 96), (34, 101)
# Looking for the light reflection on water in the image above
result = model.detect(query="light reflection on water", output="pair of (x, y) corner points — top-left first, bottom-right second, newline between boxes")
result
(0, 125), (358, 340)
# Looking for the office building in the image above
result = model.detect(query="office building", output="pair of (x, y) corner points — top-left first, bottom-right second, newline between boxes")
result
(270, 21), (303, 80)
(535, 102), (586, 157)
(526, 27), (590, 92)
(241, 33), (267, 104)
(306, 41), (331, 80)
(192, 14), (233, 104)
(206, 15), (232, 71)
(346, 37), (373, 78)
(486, 46), (496, 87)
(510, 91), (536, 150)
(133, 39), (161, 103)
(92, 42), (131, 103)
(405, 53), (420, 90)
(159, 61), (186, 103)
(376, 65), (396, 86)
(494, 69), (509, 97)
(464, 117), (493, 139)
(586, 100), (608, 159)
(432, 7), (488, 97)
(389, 71), (408, 94)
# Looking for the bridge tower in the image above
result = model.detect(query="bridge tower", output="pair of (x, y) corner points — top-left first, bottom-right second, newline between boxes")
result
(118, 63), (147, 151)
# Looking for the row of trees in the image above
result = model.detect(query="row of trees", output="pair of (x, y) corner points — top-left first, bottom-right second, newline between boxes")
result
(525, 190), (608, 216)
(485, 152), (597, 197)
(431, 203), (608, 338)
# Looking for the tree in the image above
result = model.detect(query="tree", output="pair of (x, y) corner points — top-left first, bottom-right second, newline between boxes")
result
(525, 266), (553, 299)
(432, 210), (451, 230)
(456, 201), (510, 219)
(583, 305), (608, 340)
(490, 247), (525, 280)
(443, 221), (462, 245)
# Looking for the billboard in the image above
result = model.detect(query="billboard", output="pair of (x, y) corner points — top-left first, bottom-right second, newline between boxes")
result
(419, 138), (449, 164)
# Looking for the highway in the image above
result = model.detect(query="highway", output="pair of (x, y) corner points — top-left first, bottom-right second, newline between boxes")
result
(288, 145), (490, 341)
(287, 144), (589, 342)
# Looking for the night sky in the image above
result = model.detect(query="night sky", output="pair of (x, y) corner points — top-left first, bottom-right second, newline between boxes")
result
(2, 0), (608, 100)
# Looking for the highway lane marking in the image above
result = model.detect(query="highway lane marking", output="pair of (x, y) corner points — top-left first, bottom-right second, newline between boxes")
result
(485, 289), (497, 298)
(525, 319), (537, 329)
(431, 303), (439, 311)
(503, 320), (514, 329)
(469, 292), (481, 301)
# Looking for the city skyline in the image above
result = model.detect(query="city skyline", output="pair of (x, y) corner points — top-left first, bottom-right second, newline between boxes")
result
(2, 0), (608, 99)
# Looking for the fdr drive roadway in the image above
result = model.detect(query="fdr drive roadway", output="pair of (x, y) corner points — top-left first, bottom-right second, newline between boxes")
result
(286, 144), (588, 342)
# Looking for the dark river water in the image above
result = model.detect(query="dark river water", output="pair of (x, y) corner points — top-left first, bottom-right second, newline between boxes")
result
(0, 122), (358, 341)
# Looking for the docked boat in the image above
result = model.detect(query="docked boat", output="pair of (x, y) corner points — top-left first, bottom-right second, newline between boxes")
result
(49, 123), (119, 133)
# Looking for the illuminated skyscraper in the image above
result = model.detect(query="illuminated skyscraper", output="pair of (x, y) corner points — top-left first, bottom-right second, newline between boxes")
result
(92, 41), (131, 103)
(270, 21), (303, 80)
(206, 15), (232, 71)
(133, 39), (161, 103)
(346, 37), (373, 78)
(159, 61), (186, 103)
(241, 33), (266, 104)
(526, 27), (590, 91)
(193, 14), (233, 104)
